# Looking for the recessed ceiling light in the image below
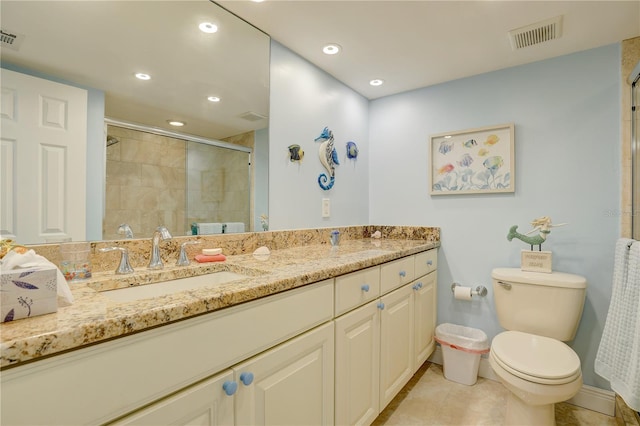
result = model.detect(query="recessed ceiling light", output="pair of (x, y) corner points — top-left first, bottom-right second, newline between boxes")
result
(135, 73), (151, 80)
(167, 120), (185, 127)
(199, 22), (218, 34)
(251, 0), (265, 3)
(322, 43), (341, 55)
(369, 79), (384, 86)
(207, 96), (221, 103)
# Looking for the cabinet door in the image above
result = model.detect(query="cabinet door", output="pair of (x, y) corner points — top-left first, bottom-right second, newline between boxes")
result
(335, 301), (380, 426)
(234, 322), (334, 426)
(412, 271), (437, 372)
(112, 370), (235, 426)
(379, 284), (414, 409)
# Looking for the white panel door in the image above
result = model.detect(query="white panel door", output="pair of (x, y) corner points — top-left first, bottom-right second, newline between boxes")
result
(234, 322), (334, 426)
(0, 69), (87, 243)
(111, 370), (235, 426)
(379, 283), (414, 409)
(412, 272), (437, 372)
(335, 300), (380, 426)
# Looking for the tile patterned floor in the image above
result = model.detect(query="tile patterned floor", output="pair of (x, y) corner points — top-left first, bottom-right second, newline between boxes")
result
(373, 363), (628, 426)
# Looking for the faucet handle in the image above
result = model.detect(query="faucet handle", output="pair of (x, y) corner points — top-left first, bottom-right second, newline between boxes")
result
(100, 247), (134, 274)
(117, 223), (134, 239)
(177, 241), (201, 266)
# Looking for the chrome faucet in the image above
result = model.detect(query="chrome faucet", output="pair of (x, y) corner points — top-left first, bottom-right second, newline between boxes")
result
(99, 247), (134, 274)
(176, 241), (200, 266)
(117, 223), (134, 239)
(148, 226), (172, 270)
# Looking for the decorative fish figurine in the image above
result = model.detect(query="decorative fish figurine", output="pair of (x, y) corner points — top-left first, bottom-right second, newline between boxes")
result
(315, 127), (337, 190)
(463, 139), (477, 148)
(346, 141), (359, 159)
(288, 144), (304, 162)
(477, 148), (490, 156)
(484, 134), (500, 146)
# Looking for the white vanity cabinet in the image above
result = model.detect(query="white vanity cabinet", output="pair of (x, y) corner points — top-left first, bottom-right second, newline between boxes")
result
(334, 300), (381, 426)
(1, 247), (437, 426)
(1, 280), (333, 426)
(412, 270), (437, 370)
(379, 282), (415, 408)
(113, 370), (236, 426)
(233, 322), (334, 425)
(115, 322), (334, 426)
(334, 249), (438, 425)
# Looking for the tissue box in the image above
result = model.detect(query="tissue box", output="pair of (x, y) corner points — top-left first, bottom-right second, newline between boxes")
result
(1, 266), (58, 322)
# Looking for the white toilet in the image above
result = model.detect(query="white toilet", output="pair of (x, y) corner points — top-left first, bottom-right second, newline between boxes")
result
(490, 268), (587, 426)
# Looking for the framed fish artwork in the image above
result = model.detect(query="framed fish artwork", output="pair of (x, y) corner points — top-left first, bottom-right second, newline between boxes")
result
(429, 123), (515, 195)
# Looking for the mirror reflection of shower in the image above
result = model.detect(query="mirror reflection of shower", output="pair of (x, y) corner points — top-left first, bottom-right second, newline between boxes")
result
(103, 120), (253, 240)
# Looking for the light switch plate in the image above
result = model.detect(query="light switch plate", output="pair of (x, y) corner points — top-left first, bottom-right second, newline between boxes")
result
(322, 198), (330, 218)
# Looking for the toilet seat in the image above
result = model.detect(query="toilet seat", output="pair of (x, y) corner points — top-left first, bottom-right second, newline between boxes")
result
(491, 331), (581, 385)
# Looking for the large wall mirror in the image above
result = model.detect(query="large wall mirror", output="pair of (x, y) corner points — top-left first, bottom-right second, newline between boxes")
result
(0, 0), (270, 244)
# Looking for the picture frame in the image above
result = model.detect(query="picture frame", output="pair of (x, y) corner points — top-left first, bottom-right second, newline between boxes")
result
(429, 123), (515, 195)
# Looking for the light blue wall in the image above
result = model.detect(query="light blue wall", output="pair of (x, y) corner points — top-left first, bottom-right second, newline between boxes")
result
(368, 43), (622, 388)
(268, 41), (370, 230)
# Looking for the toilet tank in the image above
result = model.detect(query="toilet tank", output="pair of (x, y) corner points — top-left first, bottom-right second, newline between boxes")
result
(492, 268), (587, 341)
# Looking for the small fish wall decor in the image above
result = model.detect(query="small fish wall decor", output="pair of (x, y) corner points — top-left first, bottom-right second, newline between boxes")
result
(346, 141), (359, 160)
(288, 144), (304, 162)
(315, 126), (338, 190)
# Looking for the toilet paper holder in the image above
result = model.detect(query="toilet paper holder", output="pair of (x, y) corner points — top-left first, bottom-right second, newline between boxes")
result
(451, 282), (488, 297)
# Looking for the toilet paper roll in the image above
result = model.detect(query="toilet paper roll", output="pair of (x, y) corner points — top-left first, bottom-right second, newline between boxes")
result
(454, 286), (473, 301)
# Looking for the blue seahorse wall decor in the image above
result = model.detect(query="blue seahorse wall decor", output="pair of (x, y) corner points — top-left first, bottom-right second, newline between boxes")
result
(315, 126), (338, 190)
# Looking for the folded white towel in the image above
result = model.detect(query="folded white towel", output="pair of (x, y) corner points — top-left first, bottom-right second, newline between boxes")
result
(224, 222), (245, 233)
(197, 223), (223, 235)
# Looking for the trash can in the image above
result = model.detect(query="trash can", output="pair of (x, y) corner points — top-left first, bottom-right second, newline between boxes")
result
(435, 323), (490, 385)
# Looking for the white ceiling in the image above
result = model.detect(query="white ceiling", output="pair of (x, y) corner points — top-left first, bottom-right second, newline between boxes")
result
(219, 0), (640, 100)
(1, 0), (270, 140)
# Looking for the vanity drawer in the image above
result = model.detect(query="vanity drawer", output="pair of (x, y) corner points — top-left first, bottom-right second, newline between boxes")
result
(380, 256), (415, 294)
(335, 266), (381, 316)
(414, 249), (437, 277)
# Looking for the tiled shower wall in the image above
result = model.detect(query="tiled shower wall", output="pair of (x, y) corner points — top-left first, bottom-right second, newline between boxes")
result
(622, 36), (640, 238)
(104, 125), (253, 240)
(104, 125), (187, 240)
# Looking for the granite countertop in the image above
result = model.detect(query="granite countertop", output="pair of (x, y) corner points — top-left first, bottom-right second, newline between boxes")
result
(0, 237), (439, 368)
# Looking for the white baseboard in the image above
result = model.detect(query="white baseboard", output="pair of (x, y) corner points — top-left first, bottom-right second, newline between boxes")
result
(428, 346), (615, 416)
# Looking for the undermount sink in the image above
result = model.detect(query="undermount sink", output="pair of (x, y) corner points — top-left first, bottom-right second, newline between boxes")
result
(100, 271), (248, 302)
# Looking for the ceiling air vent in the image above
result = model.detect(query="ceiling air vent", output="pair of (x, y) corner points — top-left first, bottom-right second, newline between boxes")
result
(508, 15), (563, 50)
(239, 111), (267, 122)
(0, 29), (25, 51)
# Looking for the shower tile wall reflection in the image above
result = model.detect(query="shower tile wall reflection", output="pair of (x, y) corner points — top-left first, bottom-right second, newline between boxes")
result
(186, 139), (251, 231)
(104, 126), (186, 240)
(104, 125), (252, 240)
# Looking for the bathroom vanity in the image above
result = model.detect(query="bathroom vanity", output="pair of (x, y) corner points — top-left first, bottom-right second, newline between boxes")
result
(0, 226), (439, 425)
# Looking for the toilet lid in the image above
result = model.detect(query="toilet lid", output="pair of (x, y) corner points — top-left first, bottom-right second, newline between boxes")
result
(491, 331), (581, 384)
